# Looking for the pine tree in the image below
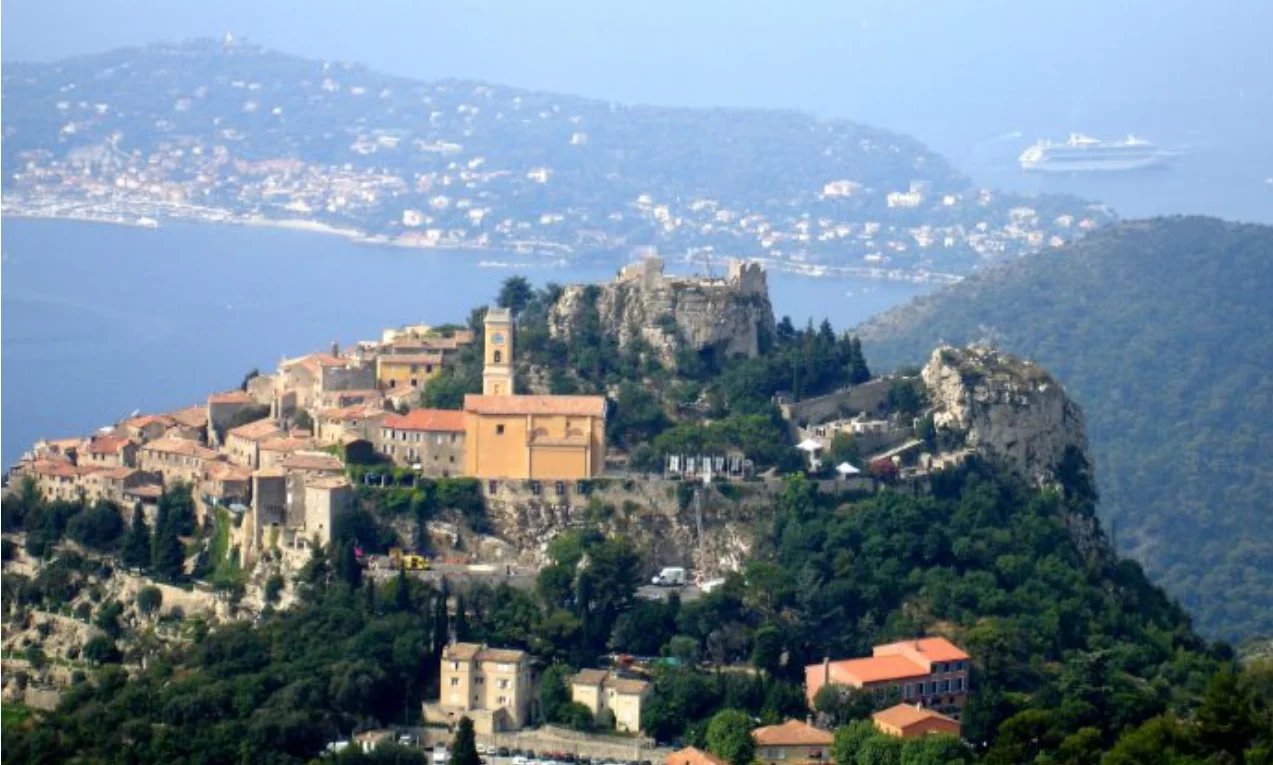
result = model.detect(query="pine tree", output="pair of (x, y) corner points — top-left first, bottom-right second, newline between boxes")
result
(121, 505), (151, 570)
(432, 589), (450, 654)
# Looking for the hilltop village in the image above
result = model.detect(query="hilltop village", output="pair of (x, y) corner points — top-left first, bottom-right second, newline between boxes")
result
(8, 254), (1224, 765)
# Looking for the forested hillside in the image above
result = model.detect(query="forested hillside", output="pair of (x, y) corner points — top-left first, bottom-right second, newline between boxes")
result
(6, 462), (1270, 764)
(856, 216), (1273, 642)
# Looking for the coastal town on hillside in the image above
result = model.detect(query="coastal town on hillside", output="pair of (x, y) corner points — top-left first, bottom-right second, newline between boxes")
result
(2, 253), (1091, 757)
(2, 41), (1114, 283)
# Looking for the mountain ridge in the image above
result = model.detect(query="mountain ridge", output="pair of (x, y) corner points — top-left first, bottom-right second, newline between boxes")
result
(857, 215), (1273, 642)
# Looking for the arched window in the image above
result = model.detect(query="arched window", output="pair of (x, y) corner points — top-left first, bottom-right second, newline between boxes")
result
(493, 350), (502, 363)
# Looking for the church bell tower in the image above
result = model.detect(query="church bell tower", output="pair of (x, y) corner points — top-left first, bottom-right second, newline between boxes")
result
(482, 307), (515, 395)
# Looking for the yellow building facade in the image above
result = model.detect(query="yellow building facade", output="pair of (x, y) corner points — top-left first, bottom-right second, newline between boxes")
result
(463, 306), (606, 480)
(375, 353), (444, 390)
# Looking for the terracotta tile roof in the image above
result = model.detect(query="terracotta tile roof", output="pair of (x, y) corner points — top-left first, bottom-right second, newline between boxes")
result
(98, 467), (140, 480)
(378, 353), (445, 365)
(86, 435), (133, 454)
(872, 704), (958, 730)
(752, 720), (834, 747)
(125, 484), (164, 499)
(208, 390), (253, 405)
(873, 637), (969, 663)
(443, 642), (482, 661)
(572, 669), (608, 686)
(476, 647), (527, 663)
(259, 436), (314, 453)
(227, 419), (283, 442)
(254, 467), (287, 479)
(825, 654), (931, 685)
(320, 404), (388, 422)
(166, 406), (208, 428)
(141, 438), (220, 460)
(604, 676), (650, 695)
(306, 476), (351, 490)
(42, 438), (84, 451)
(665, 748), (727, 765)
(383, 409), (466, 432)
(205, 462), (253, 482)
(30, 460), (100, 478)
(464, 394), (606, 417)
(280, 451), (344, 472)
(124, 414), (174, 429)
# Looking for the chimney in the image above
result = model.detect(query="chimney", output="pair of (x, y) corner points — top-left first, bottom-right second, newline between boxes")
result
(822, 656), (830, 687)
(331, 340), (340, 357)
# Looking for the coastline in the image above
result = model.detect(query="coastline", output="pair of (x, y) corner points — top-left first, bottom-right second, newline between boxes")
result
(1, 201), (961, 285)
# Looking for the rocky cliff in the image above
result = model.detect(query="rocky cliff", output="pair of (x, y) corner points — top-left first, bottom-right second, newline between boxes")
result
(922, 345), (1093, 490)
(548, 256), (776, 368)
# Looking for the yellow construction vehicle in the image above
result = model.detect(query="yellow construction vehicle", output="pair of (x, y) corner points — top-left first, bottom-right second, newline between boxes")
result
(388, 547), (430, 571)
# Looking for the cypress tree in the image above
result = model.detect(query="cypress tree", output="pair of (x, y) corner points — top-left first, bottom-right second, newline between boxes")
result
(150, 507), (185, 581)
(450, 716), (480, 765)
(121, 505), (151, 570)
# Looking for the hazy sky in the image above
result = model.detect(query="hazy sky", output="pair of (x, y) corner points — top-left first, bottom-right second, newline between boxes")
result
(4, 0), (1270, 150)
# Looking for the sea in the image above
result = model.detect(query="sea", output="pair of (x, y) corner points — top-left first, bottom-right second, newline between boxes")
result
(0, 217), (930, 468)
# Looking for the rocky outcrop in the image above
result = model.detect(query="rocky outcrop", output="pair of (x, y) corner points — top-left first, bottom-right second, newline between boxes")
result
(922, 345), (1092, 490)
(481, 478), (767, 578)
(548, 256), (775, 368)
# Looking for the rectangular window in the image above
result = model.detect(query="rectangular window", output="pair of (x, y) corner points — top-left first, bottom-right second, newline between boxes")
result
(498, 679), (509, 689)
(450, 677), (459, 687)
(955, 677), (964, 692)
(904, 683), (913, 698)
(941, 680), (950, 692)
(496, 424), (505, 435)
(488, 480), (499, 493)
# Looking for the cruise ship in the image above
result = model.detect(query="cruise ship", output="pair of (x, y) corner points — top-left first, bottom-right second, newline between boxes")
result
(1019, 133), (1171, 173)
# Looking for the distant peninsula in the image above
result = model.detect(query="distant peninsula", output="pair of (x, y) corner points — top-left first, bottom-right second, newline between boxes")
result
(1, 39), (1113, 281)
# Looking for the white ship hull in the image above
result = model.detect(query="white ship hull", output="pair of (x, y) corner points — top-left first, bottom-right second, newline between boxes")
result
(1019, 133), (1171, 173)
(1021, 154), (1166, 173)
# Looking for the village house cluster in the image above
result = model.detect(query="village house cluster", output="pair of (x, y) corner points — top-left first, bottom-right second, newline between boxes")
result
(9, 309), (608, 570)
(420, 636), (967, 744)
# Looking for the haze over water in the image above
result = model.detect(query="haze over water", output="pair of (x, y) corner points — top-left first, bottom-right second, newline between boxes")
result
(4, 0), (1271, 223)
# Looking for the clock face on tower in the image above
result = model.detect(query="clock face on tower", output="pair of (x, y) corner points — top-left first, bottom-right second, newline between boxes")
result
(491, 332), (505, 346)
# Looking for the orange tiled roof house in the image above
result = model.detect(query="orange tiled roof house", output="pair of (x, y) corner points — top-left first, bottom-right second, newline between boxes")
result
(806, 637), (970, 719)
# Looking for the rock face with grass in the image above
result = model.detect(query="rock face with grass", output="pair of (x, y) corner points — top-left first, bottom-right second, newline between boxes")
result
(922, 345), (1091, 489)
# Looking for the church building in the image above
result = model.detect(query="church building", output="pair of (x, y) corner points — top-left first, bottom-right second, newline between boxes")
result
(463, 307), (607, 480)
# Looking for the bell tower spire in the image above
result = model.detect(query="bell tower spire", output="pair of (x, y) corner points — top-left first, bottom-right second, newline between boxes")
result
(482, 307), (514, 395)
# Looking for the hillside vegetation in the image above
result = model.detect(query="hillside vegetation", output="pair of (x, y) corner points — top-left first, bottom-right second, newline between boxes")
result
(7, 462), (1271, 764)
(857, 216), (1273, 642)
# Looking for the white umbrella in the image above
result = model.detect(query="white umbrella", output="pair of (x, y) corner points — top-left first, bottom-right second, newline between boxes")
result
(836, 461), (861, 476)
(796, 438), (823, 452)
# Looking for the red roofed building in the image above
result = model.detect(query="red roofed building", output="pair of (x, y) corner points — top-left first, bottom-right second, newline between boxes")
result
(871, 703), (961, 739)
(665, 748), (727, 765)
(752, 719), (834, 765)
(806, 637), (970, 719)
(81, 435), (138, 469)
(378, 408), (466, 475)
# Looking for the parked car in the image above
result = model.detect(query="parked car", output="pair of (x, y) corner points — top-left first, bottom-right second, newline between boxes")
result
(498, 748), (511, 757)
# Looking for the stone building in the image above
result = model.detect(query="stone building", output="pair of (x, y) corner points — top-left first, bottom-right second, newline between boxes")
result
(80, 435), (137, 469)
(375, 352), (445, 391)
(224, 419), (284, 468)
(279, 352), (376, 410)
(137, 438), (223, 486)
(570, 669), (651, 733)
(207, 390), (254, 446)
(426, 642), (533, 735)
(378, 409), (466, 474)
